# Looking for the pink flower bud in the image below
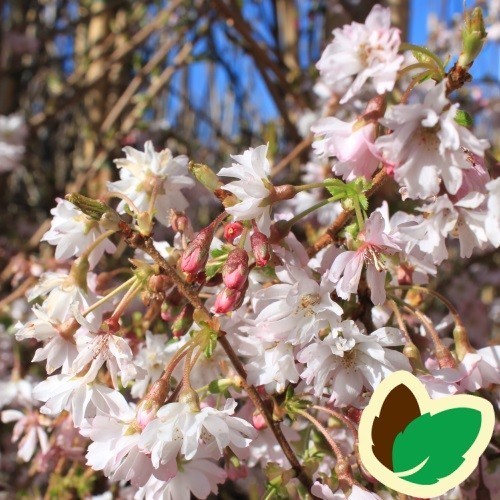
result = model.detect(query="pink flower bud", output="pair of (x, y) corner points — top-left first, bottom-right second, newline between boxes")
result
(223, 222), (244, 243)
(160, 302), (178, 322)
(171, 304), (194, 338)
(136, 399), (160, 429)
(252, 412), (267, 430)
(251, 230), (271, 266)
(180, 226), (214, 274)
(214, 286), (246, 314)
(226, 458), (248, 481)
(222, 248), (249, 290)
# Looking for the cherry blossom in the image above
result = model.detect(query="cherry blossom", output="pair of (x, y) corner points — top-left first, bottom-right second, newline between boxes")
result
(33, 373), (130, 427)
(71, 306), (140, 388)
(140, 399), (256, 466)
(108, 140), (194, 226)
(130, 332), (177, 398)
(485, 177), (500, 247)
(26, 270), (100, 321)
(329, 211), (401, 305)
(317, 5), (403, 103)
(247, 263), (342, 345)
(81, 409), (172, 487)
(1, 408), (50, 461)
(312, 118), (379, 180)
(240, 336), (300, 393)
(2, 5), (498, 498)
(135, 456), (226, 500)
(298, 321), (411, 405)
(0, 378), (34, 409)
(0, 113), (27, 173)
(457, 347), (500, 391)
(42, 199), (116, 269)
(15, 305), (78, 374)
(218, 144), (273, 234)
(376, 81), (489, 199)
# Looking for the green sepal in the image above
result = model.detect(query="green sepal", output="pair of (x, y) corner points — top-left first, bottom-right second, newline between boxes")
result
(455, 109), (474, 127)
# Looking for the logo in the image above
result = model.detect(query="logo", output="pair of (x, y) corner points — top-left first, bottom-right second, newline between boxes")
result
(358, 371), (494, 497)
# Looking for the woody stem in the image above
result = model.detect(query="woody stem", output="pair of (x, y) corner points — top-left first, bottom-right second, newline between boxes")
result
(117, 219), (313, 492)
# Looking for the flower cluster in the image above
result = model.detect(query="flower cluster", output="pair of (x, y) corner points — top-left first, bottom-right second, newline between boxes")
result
(1, 4), (499, 500)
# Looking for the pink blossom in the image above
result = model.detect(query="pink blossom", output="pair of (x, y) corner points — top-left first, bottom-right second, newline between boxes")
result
(312, 118), (379, 180)
(376, 82), (489, 199)
(328, 212), (401, 305)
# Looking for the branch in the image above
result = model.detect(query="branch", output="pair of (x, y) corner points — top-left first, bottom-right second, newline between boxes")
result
(117, 221), (314, 493)
(307, 168), (389, 257)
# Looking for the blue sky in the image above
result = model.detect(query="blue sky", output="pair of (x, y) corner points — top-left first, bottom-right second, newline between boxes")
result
(181, 0), (498, 132)
(409, 0), (499, 82)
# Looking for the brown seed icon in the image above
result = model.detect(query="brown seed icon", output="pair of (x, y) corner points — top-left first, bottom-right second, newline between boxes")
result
(371, 383), (421, 470)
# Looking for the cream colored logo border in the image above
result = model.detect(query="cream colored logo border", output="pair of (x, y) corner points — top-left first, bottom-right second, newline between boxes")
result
(358, 371), (495, 498)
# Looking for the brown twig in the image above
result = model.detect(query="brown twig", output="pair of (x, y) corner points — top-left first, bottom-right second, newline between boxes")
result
(271, 134), (313, 178)
(117, 219), (314, 493)
(307, 168), (389, 257)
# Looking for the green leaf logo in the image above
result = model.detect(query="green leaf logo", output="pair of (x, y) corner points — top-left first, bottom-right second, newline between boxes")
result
(358, 372), (495, 497)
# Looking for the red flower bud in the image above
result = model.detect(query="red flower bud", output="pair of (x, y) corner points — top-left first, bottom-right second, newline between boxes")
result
(161, 302), (177, 322)
(252, 412), (267, 430)
(222, 248), (249, 290)
(180, 226), (214, 274)
(171, 304), (194, 338)
(214, 286), (246, 314)
(250, 230), (271, 266)
(223, 222), (244, 244)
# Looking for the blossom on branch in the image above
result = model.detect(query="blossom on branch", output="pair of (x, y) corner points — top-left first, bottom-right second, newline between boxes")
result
(108, 141), (194, 226)
(298, 321), (411, 406)
(218, 144), (273, 234)
(376, 82), (489, 199)
(42, 199), (116, 269)
(316, 5), (403, 104)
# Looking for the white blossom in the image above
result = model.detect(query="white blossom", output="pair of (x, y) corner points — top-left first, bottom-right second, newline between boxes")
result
(241, 337), (300, 393)
(458, 347), (500, 391)
(42, 199), (116, 269)
(376, 82), (489, 199)
(298, 321), (411, 405)
(0, 378), (33, 410)
(33, 374), (130, 427)
(329, 212), (401, 305)
(1, 408), (49, 462)
(15, 306), (78, 374)
(316, 5), (403, 103)
(485, 177), (500, 247)
(81, 410), (171, 487)
(27, 270), (99, 322)
(108, 140), (194, 226)
(140, 399), (255, 467)
(135, 457), (226, 500)
(218, 144), (273, 234)
(0, 113), (27, 173)
(247, 264), (341, 345)
(130, 332), (175, 398)
(312, 118), (379, 180)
